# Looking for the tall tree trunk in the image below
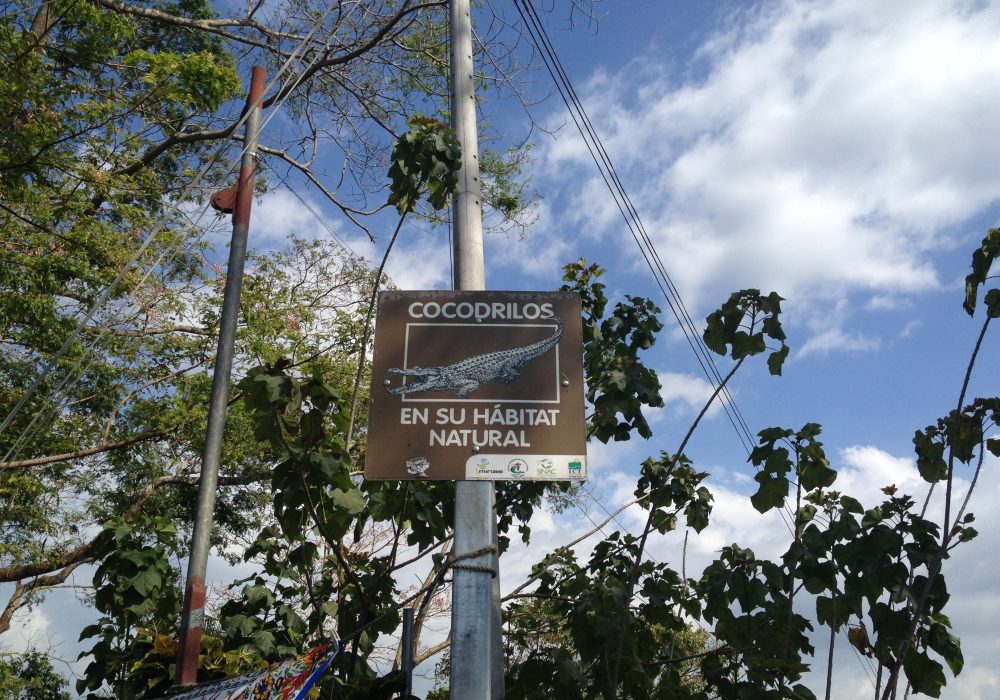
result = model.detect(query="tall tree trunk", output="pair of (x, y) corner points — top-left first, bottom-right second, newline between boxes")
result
(30, 2), (58, 43)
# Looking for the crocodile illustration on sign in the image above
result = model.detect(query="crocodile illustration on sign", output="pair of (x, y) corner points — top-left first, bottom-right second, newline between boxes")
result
(386, 316), (563, 398)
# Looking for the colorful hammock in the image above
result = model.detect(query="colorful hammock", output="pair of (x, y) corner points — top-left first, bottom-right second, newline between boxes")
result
(168, 644), (338, 700)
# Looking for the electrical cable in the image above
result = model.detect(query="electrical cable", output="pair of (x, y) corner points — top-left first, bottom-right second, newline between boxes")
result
(264, 163), (366, 262)
(512, 0), (799, 532)
(513, 5), (883, 690)
(523, 0), (756, 451)
(512, 0), (756, 455)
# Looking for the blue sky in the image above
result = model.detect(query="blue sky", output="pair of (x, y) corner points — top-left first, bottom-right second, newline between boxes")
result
(389, 1), (999, 695)
(486, 2), (1000, 696)
(255, 2), (1000, 696)
(8, 1), (1000, 697)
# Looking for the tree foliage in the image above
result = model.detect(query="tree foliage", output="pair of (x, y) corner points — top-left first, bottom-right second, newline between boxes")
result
(0, 650), (71, 700)
(0, 0), (554, 650)
(1, 0), (997, 697)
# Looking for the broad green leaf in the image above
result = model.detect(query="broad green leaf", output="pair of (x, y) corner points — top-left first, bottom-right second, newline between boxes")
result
(751, 474), (789, 513)
(127, 568), (161, 597)
(903, 648), (946, 697)
(767, 343), (789, 375)
(963, 228), (1000, 315)
(816, 596), (846, 630)
(928, 621), (964, 676)
(331, 487), (366, 515)
(800, 457), (837, 491)
(839, 495), (864, 514)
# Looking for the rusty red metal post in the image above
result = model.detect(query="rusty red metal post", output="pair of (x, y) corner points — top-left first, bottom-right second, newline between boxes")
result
(175, 65), (265, 687)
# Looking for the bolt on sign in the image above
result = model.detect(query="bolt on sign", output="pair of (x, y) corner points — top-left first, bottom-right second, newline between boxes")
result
(365, 291), (587, 481)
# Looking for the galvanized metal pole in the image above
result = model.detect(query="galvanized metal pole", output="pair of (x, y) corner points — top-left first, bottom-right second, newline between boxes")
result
(402, 607), (415, 697)
(175, 65), (265, 687)
(448, 0), (503, 698)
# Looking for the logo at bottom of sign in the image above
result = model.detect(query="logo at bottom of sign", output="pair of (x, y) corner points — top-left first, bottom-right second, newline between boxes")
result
(466, 454), (587, 480)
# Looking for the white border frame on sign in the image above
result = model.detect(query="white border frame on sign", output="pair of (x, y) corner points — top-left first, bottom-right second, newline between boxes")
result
(398, 322), (562, 404)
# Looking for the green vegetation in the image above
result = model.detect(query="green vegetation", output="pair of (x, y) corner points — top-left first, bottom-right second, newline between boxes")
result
(1, 0), (997, 697)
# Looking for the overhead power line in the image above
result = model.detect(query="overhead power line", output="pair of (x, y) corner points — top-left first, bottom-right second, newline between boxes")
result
(512, 0), (757, 455)
(509, 6), (885, 685)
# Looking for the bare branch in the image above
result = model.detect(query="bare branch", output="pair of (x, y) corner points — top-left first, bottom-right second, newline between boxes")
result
(262, 1), (449, 109)
(0, 427), (172, 471)
(0, 560), (88, 635)
(0, 471), (265, 584)
(81, 323), (210, 337)
(414, 635), (449, 665)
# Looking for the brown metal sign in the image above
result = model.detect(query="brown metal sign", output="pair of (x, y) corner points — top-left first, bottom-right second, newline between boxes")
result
(364, 291), (587, 480)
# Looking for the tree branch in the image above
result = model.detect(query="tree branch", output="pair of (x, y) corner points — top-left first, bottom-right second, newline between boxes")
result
(0, 471), (265, 585)
(81, 323), (210, 337)
(0, 560), (88, 635)
(414, 636), (449, 665)
(257, 144), (387, 237)
(0, 428), (172, 471)
(261, 1), (449, 109)
(86, 0), (296, 53)
(0, 537), (106, 585)
(112, 125), (236, 177)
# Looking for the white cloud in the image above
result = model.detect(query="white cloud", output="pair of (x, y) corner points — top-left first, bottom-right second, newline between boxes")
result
(655, 371), (724, 419)
(795, 297), (881, 358)
(486, 200), (574, 282)
(250, 189), (328, 250)
(898, 319), (921, 339)
(836, 444), (924, 501)
(866, 294), (908, 311)
(250, 189), (452, 290)
(536, 0), (1000, 335)
(797, 326), (880, 358)
(383, 230), (452, 290)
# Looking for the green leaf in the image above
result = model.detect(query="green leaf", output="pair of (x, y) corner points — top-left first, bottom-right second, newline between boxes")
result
(902, 647), (946, 697)
(963, 228), (1000, 315)
(128, 568), (161, 597)
(986, 289), (1000, 318)
(331, 487), (366, 515)
(914, 428), (947, 483)
(839, 495), (864, 514)
(244, 584), (274, 608)
(685, 488), (713, 533)
(79, 623), (103, 642)
(256, 373), (290, 404)
(790, 684), (817, 700)
(751, 474), (789, 513)
(987, 437), (1000, 457)
(957, 525), (978, 542)
(757, 426), (794, 443)
(767, 343), (789, 376)
(816, 596), (847, 630)
(387, 117), (461, 214)
(928, 621), (964, 676)
(703, 314), (728, 355)
(799, 457), (837, 491)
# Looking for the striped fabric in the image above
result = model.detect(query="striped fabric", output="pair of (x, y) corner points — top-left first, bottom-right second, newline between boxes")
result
(168, 644), (338, 700)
